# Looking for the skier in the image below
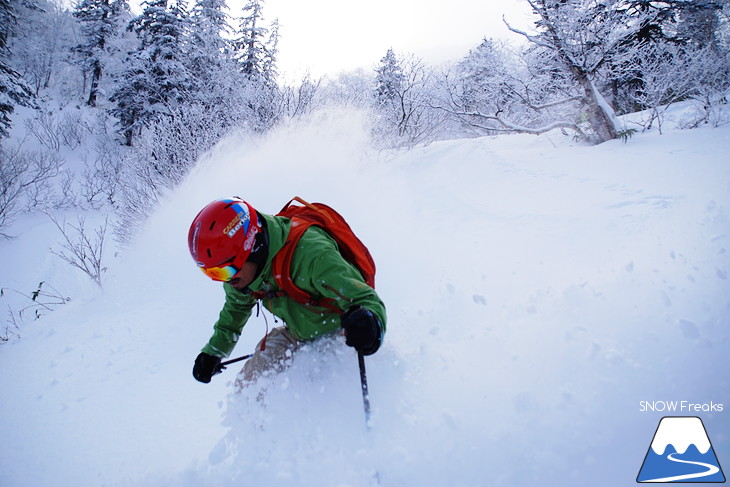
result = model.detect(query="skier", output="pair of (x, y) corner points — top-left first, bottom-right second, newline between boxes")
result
(188, 197), (387, 387)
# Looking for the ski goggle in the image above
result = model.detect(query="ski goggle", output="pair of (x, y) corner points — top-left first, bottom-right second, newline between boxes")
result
(200, 262), (240, 282)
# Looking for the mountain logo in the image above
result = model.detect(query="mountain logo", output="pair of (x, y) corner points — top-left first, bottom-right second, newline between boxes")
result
(637, 416), (726, 483)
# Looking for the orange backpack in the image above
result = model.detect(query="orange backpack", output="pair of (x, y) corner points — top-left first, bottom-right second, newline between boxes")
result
(266, 197), (376, 312)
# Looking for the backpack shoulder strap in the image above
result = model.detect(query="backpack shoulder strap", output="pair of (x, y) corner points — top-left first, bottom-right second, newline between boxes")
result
(268, 197), (375, 312)
(271, 206), (317, 307)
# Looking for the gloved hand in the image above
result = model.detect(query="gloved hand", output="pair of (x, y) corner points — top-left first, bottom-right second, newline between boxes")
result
(193, 352), (222, 383)
(341, 305), (383, 356)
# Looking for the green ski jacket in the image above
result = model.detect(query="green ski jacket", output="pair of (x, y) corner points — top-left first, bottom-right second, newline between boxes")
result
(202, 212), (387, 358)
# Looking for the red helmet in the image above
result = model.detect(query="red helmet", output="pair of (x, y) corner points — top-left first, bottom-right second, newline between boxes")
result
(188, 198), (261, 281)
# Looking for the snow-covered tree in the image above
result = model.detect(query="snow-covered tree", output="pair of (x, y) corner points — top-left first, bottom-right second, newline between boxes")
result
(0, 0), (13, 50)
(108, 62), (145, 146)
(187, 0), (238, 115)
(133, 0), (191, 105)
(73, 0), (129, 107)
(229, 0), (279, 130)
(606, 0), (729, 113)
(374, 48), (402, 107)
(6, 0), (76, 98)
(322, 69), (372, 108)
(232, 0), (278, 84)
(110, 0), (192, 146)
(0, 0), (35, 139)
(643, 0), (728, 46)
(680, 43), (730, 127)
(437, 39), (587, 139)
(612, 41), (695, 131)
(452, 39), (518, 126)
(188, 0), (230, 74)
(234, 0), (266, 78)
(372, 49), (444, 147)
(261, 17), (279, 82)
(503, 0), (659, 143)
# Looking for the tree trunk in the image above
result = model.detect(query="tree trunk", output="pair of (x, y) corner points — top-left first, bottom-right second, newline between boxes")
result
(572, 67), (618, 143)
(523, 0), (620, 144)
(87, 60), (102, 107)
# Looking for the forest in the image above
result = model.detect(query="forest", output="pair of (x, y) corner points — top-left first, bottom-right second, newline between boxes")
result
(1, 0), (729, 246)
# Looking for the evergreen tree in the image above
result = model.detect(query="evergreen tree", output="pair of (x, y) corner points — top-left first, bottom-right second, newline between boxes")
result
(233, 0), (277, 82)
(134, 0), (191, 105)
(110, 0), (192, 145)
(0, 0), (13, 51)
(0, 0), (35, 139)
(73, 0), (129, 107)
(187, 0), (250, 136)
(188, 0), (234, 104)
(108, 60), (146, 146)
(374, 48), (402, 107)
(262, 17), (279, 83)
(619, 0), (726, 47)
(674, 0), (727, 49)
(230, 0), (279, 130)
(189, 0), (230, 71)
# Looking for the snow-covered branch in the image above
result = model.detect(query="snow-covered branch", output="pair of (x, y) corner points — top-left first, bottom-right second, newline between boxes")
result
(502, 15), (553, 51)
(444, 105), (587, 139)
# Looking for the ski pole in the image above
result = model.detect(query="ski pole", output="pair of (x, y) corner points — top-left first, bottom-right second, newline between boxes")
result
(358, 351), (372, 429)
(358, 351), (382, 485)
(222, 353), (254, 367)
(214, 352), (254, 375)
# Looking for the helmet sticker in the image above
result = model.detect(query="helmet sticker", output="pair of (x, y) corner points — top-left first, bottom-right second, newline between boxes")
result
(243, 223), (258, 251)
(191, 221), (201, 260)
(223, 205), (250, 238)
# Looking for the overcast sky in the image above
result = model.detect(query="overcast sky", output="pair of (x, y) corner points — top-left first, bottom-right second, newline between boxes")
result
(128, 0), (535, 79)
(249, 0), (534, 78)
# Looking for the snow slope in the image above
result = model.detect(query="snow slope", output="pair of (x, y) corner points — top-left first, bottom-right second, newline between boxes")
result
(1, 107), (729, 486)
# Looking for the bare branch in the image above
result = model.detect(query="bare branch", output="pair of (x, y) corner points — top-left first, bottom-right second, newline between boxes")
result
(0, 147), (62, 238)
(48, 213), (108, 287)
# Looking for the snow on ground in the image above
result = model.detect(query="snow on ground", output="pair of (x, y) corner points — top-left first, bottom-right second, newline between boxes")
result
(1, 107), (729, 486)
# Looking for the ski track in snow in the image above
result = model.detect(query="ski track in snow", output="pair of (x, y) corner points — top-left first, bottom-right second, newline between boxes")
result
(1, 106), (729, 487)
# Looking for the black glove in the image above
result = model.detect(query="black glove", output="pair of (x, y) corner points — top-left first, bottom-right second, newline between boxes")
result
(341, 305), (383, 356)
(193, 352), (222, 383)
